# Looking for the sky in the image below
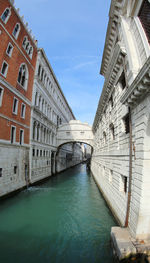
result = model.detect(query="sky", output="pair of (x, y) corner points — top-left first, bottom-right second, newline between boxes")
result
(15, 0), (111, 125)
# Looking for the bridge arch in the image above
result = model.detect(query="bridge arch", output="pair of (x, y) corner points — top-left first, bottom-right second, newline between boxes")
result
(56, 120), (94, 148)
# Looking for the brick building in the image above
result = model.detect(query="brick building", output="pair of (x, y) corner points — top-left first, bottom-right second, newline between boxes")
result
(0, 0), (37, 196)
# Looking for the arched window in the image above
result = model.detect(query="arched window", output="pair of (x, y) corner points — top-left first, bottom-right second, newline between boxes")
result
(42, 99), (44, 112)
(26, 42), (30, 52)
(41, 69), (44, 82)
(37, 124), (40, 141)
(29, 46), (33, 58)
(1, 8), (11, 23)
(39, 95), (41, 109)
(35, 92), (38, 106)
(44, 128), (46, 142)
(44, 73), (46, 84)
(22, 36), (27, 49)
(38, 64), (41, 77)
(17, 64), (28, 90)
(33, 121), (36, 140)
(12, 23), (20, 39)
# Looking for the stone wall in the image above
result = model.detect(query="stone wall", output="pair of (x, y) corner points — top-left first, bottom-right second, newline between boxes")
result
(0, 144), (29, 197)
(91, 0), (150, 240)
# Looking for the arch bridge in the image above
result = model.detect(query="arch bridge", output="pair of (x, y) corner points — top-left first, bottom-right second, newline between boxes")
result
(56, 120), (94, 148)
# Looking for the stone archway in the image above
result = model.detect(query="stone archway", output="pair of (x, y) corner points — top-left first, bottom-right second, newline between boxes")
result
(56, 120), (94, 148)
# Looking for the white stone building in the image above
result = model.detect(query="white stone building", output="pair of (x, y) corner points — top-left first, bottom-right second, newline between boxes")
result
(91, 0), (150, 240)
(30, 48), (84, 184)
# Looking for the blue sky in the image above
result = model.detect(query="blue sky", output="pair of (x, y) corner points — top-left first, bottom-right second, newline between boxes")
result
(15, 0), (111, 125)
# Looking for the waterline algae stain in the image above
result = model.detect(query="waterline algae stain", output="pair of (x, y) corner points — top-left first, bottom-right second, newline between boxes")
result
(0, 164), (117, 263)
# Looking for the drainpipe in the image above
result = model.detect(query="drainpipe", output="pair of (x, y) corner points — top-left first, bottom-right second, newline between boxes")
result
(125, 107), (132, 227)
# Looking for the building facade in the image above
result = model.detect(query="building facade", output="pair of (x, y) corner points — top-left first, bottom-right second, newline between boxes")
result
(0, 1), (84, 197)
(91, 0), (150, 240)
(0, 0), (37, 197)
(30, 48), (84, 184)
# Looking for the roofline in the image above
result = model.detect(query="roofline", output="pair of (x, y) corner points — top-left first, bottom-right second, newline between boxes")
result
(8, 0), (37, 48)
(38, 48), (76, 120)
(100, 0), (123, 76)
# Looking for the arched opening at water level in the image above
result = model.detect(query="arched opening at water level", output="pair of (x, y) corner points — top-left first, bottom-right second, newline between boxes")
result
(55, 141), (93, 173)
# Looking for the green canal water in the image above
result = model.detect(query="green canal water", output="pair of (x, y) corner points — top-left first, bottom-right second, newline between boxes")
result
(0, 164), (118, 263)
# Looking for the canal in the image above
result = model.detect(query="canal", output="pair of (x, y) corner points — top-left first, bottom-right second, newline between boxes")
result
(0, 164), (117, 263)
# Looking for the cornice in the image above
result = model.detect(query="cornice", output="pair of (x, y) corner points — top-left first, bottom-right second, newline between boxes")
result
(0, 76), (31, 106)
(120, 56), (150, 106)
(93, 43), (125, 132)
(38, 48), (75, 120)
(34, 77), (70, 123)
(100, 0), (124, 77)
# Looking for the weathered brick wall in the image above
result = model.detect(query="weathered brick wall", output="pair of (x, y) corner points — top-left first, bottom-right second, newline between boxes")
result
(0, 0), (37, 196)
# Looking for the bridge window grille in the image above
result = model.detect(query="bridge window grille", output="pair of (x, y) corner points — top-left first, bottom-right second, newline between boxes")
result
(139, 0), (150, 44)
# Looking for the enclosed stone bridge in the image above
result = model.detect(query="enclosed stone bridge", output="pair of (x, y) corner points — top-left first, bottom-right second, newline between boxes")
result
(56, 120), (94, 148)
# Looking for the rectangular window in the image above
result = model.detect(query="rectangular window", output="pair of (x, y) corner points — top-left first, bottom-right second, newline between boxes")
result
(40, 150), (42, 157)
(6, 43), (13, 57)
(124, 177), (127, 193)
(123, 113), (130, 134)
(120, 175), (128, 193)
(0, 87), (4, 107)
(32, 149), (35, 157)
(12, 97), (18, 114)
(21, 103), (26, 118)
(20, 129), (24, 145)
(14, 166), (17, 174)
(0, 168), (2, 177)
(11, 126), (16, 144)
(1, 61), (8, 77)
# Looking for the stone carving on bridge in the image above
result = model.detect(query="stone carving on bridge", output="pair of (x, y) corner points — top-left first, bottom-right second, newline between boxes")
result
(56, 120), (94, 148)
